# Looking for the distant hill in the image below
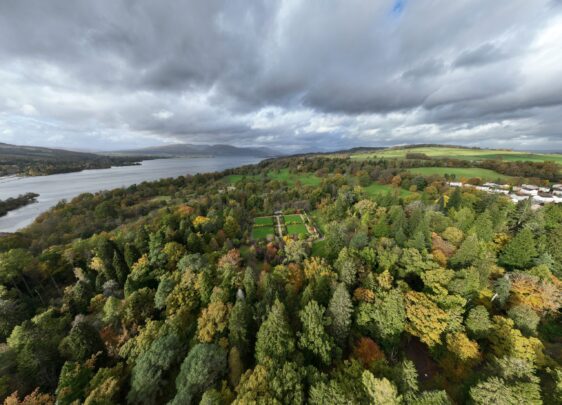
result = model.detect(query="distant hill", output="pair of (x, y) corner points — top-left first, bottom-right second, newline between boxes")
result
(108, 143), (280, 158)
(0, 142), (104, 162)
(0, 142), (145, 176)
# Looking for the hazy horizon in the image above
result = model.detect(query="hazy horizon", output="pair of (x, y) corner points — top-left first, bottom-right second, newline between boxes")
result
(1, 1), (562, 152)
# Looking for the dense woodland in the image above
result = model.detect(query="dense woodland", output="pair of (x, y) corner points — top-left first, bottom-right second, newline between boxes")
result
(0, 156), (561, 404)
(0, 194), (39, 218)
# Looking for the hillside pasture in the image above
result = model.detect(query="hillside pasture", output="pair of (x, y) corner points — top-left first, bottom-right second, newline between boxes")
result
(406, 167), (513, 181)
(351, 146), (562, 165)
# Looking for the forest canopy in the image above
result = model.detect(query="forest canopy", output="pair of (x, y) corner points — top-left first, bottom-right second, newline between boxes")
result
(0, 155), (561, 404)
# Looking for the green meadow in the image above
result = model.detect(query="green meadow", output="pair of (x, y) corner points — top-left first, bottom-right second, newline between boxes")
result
(351, 146), (562, 165)
(406, 167), (513, 181)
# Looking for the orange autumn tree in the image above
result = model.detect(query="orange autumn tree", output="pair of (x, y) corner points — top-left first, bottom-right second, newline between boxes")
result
(353, 337), (385, 367)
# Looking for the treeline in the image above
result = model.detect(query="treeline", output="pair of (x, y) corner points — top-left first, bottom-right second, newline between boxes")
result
(0, 156), (146, 177)
(0, 193), (39, 217)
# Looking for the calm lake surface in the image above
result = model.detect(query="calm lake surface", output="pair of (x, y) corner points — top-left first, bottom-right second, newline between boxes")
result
(0, 156), (263, 232)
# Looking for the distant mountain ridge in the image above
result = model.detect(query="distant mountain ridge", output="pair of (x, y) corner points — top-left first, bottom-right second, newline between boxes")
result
(0, 142), (145, 177)
(0, 142), (103, 161)
(108, 143), (280, 158)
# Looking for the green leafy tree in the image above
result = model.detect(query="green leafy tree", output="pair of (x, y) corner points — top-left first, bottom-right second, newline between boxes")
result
(56, 360), (94, 405)
(123, 287), (155, 327)
(59, 321), (105, 363)
(448, 187), (463, 211)
(128, 331), (185, 404)
(170, 343), (227, 405)
(298, 300), (335, 365)
(500, 228), (537, 269)
(469, 376), (540, 405)
(465, 305), (493, 339)
(334, 248), (360, 287)
(84, 363), (126, 405)
(362, 371), (401, 405)
(356, 289), (405, 348)
(507, 305), (540, 336)
(7, 309), (70, 392)
(450, 234), (480, 268)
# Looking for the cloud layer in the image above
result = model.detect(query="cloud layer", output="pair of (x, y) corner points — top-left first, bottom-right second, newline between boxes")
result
(1, 0), (561, 151)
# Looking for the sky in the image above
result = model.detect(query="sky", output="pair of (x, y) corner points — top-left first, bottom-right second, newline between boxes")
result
(1, 0), (562, 153)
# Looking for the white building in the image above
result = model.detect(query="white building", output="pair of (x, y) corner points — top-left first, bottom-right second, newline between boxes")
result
(533, 195), (555, 204)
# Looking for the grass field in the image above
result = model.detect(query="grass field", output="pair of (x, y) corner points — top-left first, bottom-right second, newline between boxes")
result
(286, 223), (309, 237)
(351, 146), (562, 165)
(225, 169), (322, 186)
(363, 183), (412, 198)
(406, 167), (512, 181)
(252, 226), (276, 239)
(254, 216), (274, 226)
(283, 214), (304, 224)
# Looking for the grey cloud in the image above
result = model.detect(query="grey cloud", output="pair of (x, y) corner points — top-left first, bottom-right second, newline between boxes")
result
(453, 43), (508, 68)
(0, 0), (561, 151)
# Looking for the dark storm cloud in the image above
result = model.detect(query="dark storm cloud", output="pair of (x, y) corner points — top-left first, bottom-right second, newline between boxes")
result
(0, 0), (561, 151)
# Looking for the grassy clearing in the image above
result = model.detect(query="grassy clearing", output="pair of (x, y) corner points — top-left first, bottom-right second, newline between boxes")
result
(351, 146), (562, 165)
(406, 167), (512, 181)
(254, 216), (274, 226)
(268, 169), (322, 186)
(252, 226), (276, 239)
(363, 183), (412, 198)
(283, 214), (303, 224)
(287, 223), (309, 237)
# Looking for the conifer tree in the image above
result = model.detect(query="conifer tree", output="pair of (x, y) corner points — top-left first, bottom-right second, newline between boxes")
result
(500, 227), (537, 269)
(255, 300), (295, 364)
(327, 283), (353, 346)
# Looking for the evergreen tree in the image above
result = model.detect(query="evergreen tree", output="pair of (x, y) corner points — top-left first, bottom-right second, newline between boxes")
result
(327, 283), (353, 346)
(255, 300), (295, 364)
(298, 300), (335, 365)
(450, 234), (480, 268)
(334, 248), (359, 287)
(170, 343), (227, 405)
(448, 187), (463, 211)
(500, 227), (537, 269)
